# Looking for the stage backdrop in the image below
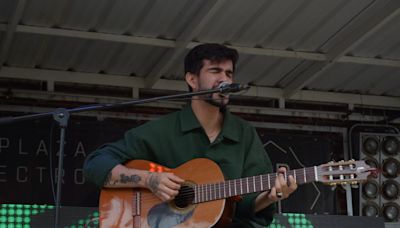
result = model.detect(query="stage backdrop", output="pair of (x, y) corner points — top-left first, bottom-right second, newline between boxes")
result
(0, 115), (344, 214)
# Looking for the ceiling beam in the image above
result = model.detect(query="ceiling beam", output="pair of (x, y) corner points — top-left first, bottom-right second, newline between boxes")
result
(144, 0), (227, 88)
(1, 66), (400, 109)
(0, 24), (398, 68)
(0, 0), (27, 69)
(0, 93), (390, 123)
(282, 0), (400, 99)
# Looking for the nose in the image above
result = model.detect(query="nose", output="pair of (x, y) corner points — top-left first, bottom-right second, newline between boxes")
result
(218, 71), (232, 83)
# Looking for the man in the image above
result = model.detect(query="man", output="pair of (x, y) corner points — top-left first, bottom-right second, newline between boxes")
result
(84, 43), (297, 227)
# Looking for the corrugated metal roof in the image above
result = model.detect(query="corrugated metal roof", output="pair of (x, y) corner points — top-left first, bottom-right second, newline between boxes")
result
(0, 0), (399, 119)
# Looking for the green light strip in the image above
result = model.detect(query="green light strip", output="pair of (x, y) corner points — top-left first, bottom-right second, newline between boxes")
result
(1, 204), (313, 228)
(0, 204), (54, 228)
(268, 213), (313, 228)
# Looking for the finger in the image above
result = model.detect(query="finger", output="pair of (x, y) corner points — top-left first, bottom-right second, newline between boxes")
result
(277, 166), (287, 173)
(160, 185), (179, 197)
(171, 175), (185, 184)
(275, 175), (282, 194)
(269, 187), (278, 199)
(158, 191), (174, 202)
(277, 173), (287, 188)
(164, 179), (181, 190)
(166, 173), (185, 184)
(288, 175), (298, 191)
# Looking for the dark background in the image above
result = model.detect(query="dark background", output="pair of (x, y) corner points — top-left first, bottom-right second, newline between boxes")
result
(0, 115), (344, 214)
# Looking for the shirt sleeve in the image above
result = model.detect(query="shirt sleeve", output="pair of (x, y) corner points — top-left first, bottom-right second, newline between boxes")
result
(233, 126), (276, 227)
(83, 129), (150, 187)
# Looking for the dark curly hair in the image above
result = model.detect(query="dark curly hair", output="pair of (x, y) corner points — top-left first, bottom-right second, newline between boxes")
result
(184, 43), (238, 91)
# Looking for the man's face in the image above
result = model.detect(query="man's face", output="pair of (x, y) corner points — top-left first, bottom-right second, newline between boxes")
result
(195, 59), (234, 108)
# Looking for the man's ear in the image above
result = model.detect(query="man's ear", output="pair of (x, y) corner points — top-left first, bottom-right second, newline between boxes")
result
(185, 72), (198, 91)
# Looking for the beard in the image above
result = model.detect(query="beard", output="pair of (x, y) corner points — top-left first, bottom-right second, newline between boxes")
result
(201, 92), (229, 109)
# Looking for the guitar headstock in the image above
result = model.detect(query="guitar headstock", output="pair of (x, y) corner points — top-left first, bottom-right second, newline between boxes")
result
(317, 160), (376, 186)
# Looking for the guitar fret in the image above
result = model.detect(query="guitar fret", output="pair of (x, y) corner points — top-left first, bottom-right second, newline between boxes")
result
(220, 183), (223, 199)
(212, 184), (214, 200)
(214, 184), (217, 200)
(198, 185), (201, 202)
(209, 184), (211, 201)
(194, 186), (197, 203)
(246, 178), (249, 193)
(197, 185), (200, 203)
(223, 182), (226, 198)
(314, 166), (318, 181)
(202, 184), (204, 202)
(253, 176), (256, 192)
(234, 179), (237, 195)
(193, 164), (326, 203)
(211, 184), (213, 200)
(208, 184), (211, 201)
(203, 184), (206, 202)
(229, 181), (232, 196)
(210, 184), (213, 201)
(217, 183), (220, 199)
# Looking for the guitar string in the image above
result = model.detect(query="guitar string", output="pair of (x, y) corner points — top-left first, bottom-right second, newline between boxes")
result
(137, 168), (356, 202)
(137, 168), (322, 202)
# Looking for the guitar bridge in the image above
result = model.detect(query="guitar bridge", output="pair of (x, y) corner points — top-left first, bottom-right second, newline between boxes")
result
(132, 191), (141, 228)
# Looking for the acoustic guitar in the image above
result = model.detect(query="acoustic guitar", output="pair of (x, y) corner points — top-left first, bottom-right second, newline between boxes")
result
(99, 158), (374, 228)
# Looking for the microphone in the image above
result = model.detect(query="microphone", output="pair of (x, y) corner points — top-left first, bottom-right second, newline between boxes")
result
(217, 82), (250, 94)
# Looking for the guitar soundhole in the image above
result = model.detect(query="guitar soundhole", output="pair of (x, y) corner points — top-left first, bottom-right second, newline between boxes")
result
(174, 185), (194, 209)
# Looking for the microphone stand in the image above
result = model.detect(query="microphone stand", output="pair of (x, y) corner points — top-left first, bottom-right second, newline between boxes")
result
(0, 85), (241, 227)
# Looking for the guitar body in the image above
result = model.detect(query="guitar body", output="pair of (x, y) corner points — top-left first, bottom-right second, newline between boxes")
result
(98, 158), (373, 227)
(99, 158), (226, 228)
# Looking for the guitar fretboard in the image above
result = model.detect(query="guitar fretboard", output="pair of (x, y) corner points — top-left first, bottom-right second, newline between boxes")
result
(193, 166), (317, 203)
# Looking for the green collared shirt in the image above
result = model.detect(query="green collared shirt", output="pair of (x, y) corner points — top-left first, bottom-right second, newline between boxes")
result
(84, 105), (275, 227)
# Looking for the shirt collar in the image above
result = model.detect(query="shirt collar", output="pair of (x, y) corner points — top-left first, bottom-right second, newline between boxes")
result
(180, 105), (202, 132)
(221, 110), (241, 143)
(179, 105), (241, 143)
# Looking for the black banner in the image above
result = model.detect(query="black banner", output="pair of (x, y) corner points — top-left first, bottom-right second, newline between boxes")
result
(1, 115), (343, 214)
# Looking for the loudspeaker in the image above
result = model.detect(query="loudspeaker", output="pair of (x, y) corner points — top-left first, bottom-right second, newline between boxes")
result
(359, 133), (400, 223)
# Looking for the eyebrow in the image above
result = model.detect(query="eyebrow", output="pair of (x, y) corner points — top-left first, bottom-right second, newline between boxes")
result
(207, 67), (234, 74)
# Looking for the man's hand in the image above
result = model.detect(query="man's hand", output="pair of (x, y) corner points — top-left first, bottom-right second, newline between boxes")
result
(268, 166), (297, 201)
(255, 167), (298, 212)
(145, 172), (185, 202)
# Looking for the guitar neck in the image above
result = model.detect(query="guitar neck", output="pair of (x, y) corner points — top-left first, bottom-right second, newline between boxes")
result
(193, 166), (318, 203)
